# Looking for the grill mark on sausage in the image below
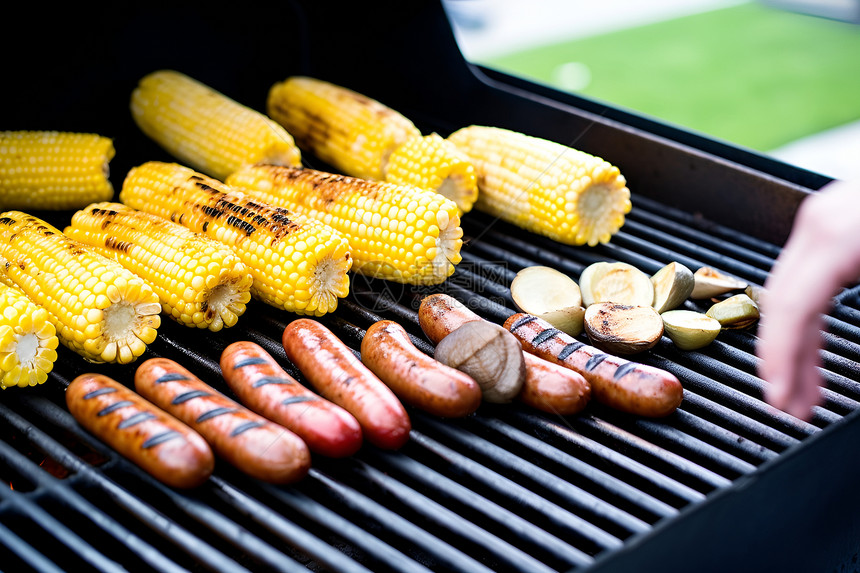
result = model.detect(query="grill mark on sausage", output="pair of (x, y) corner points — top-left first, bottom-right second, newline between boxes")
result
(230, 420), (265, 437)
(252, 376), (295, 388)
(83, 387), (117, 399)
(509, 315), (538, 332)
(97, 400), (134, 416)
(172, 390), (213, 405)
(281, 396), (319, 406)
(155, 373), (190, 384)
(232, 357), (268, 369)
(585, 354), (608, 371)
(613, 362), (639, 380)
(196, 407), (239, 423)
(117, 411), (157, 429)
(141, 430), (182, 449)
(531, 328), (560, 347)
(558, 341), (585, 361)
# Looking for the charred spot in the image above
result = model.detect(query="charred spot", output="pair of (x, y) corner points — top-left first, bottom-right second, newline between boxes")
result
(226, 215), (256, 236)
(202, 221), (209, 233)
(104, 236), (132, 254)
(178, 213), (184, 225)
(0, 217), (16, 226)
(201, 205), (224, 219)
(17, 260), (25, 271)
(101, 219), (112, 230)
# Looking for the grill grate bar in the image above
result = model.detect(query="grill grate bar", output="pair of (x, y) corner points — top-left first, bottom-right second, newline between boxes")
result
(0, 434), (189, 573)
(502, 411), (707, 507)
(668, 408), (778, 466)
(570, 416), (732, 493)
(466, 416), (679, 521)
(0, 399), (254, 573)
(0, 521), (67, 573)
(407, 427), (626, 552)
(363, 447), (596, 569)
(415, 413), (652, 538)
(626, 195), (784, 258)
(306, 468), (498, 573)
(0, 487), (128, 573)
(207, 477), (379, 573)
(347, 459), (567, 573)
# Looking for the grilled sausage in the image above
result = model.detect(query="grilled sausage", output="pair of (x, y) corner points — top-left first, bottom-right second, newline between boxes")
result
(134, 358), (311, 484)
(418, 293), (591, 415)
(220, 341), (363, 458)
(282, 318), (411, 450)
(361, 320), (482, 417)
(66, 373), (214, 489)
(504, 313), (683, 417)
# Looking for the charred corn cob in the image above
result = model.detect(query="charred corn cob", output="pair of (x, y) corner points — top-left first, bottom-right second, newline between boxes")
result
(131, 70), (302, 180)
(0, 131), (115, 210)
(227, 164), (463, 285)
(119, 162), (352, 316)
(0, 283), (59, 390)
(448, 125), (632, 246)
(0, 212), (161, 364)
(65, 202), (254, 332)
(266, 76), (478, 212)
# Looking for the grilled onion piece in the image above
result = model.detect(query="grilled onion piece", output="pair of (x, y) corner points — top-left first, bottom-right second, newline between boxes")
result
(583, 302), (664, 355)
(510, 265), (585, 336)
(580, 262), (654, 308)
(690, 266), (747, 299)
(661, 310), (721, 350)
(651, 262), (695, 313)
(706, 294), (760, 329)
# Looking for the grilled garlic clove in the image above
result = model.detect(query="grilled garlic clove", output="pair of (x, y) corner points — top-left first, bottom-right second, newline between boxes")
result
(661, 310), (721, 350)
(651, 261), (695, 313)
(690, 266), (748, 299)
(706, 294), (760, 329)
(510, 265), (585, 336)
(745, 284), (765, 305)
(583, 302), (664, 355)
(579, 261), (654, 308)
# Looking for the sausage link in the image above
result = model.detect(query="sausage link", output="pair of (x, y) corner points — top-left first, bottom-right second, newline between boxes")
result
(134, 357), (311, 484)
(419, 293), (591, 415)
(220, 341), (363, 458)
(504, 313), (683, 417)
(282, 318), (411, 450)
(361, 320), (482, 418)
(66, 373), (214, 489)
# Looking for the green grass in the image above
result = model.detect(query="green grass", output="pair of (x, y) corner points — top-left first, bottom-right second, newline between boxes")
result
(481, 3), (860, 151)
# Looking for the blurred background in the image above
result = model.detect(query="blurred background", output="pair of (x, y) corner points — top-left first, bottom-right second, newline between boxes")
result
(441, 0), (860, 181)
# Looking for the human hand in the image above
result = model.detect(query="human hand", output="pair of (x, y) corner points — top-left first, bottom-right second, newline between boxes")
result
(758, 179), (860, 420)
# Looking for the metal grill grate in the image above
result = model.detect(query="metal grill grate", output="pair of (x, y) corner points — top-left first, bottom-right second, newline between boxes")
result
(2, 191), (859, 573)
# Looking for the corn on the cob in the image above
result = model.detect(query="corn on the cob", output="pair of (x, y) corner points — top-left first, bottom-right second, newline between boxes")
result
(0, 283), (59, 390)
(64, 202), (254, 332)
(227, 164), (463, 285)
(447, 125), (632, 246)
(383, 133), (478, 214)
(0, 212), (161, 364)
(266, 76), (478, 212)
(131, 70), (302, 181)
(119, 162), (352, 316)
(0, 131), (115, 210)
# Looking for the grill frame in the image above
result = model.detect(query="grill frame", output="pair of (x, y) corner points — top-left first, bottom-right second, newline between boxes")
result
(2, 1), (859, 572)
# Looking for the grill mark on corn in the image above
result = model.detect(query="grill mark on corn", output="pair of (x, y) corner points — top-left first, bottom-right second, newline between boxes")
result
(118, 411), (157, 429)
(142, 431), (182, 449)
(196, 407), (239, 423)
(613, 362), (639, 380)
(558, 341), (585, 361)
(230, 420), (264, 437)
(97, 400), (134, 416)
(104, 236), (132, 254)
(585, 354), (608, 371)
(233, 357), (269, 369)
(83, 387), (117, 399)
(0, 217), (15, 226)
(172, 389), (212, 404)
(252, 376), (295, 388)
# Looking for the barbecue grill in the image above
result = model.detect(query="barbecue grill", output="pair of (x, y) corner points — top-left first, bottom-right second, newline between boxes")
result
(2, 1), (859, 572)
